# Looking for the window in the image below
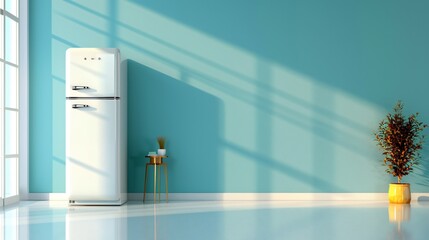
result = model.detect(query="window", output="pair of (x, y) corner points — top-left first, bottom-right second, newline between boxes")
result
(1, 0), (20, 205)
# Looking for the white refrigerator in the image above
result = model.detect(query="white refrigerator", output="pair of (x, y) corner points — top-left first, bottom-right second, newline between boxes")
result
(66, 48), (127, 205)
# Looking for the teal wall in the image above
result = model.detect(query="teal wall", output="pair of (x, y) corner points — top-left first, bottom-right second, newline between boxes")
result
(29, 0), (429, 193)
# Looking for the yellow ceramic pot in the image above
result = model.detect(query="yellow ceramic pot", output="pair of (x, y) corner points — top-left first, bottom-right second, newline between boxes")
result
(388, 183), (411, 204)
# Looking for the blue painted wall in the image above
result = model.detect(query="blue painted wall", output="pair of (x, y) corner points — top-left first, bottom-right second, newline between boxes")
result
(29, 0), (429, 193)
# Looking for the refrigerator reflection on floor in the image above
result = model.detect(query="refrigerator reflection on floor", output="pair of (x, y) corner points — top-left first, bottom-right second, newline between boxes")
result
(66, 206), (127, 240)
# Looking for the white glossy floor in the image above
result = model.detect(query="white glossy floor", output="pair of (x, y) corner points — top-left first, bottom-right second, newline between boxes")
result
(1, 200), (428, 240)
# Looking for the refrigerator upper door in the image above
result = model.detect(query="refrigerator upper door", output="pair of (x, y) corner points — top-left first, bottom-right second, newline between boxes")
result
(66, 48), (120, 98)
(66, 99), (120, 201)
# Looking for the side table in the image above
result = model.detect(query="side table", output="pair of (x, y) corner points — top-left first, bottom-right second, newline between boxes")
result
(144, 155), (168, 203)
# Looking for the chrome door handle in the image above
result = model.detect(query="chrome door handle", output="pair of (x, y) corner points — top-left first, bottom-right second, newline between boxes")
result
(72, 104), (89, 108)
(72, 86), (89, 90)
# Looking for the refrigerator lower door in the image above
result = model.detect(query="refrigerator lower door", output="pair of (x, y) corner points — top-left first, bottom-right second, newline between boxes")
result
(66, 99), (119, 202)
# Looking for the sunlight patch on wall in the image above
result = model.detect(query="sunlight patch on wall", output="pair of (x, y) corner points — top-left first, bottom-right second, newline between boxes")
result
(117, 1), (258, 80)
(52, 76), (65, 191)
(53, 1), (112, 47)
(49, 36), (68, 191)
(50, 0), (391, 192)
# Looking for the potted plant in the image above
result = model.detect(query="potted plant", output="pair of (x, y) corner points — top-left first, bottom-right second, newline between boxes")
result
(374, 101), (427, 203)
(157, 136), (166, 156)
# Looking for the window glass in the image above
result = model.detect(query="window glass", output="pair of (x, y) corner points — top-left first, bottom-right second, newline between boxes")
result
(0, 62), (3, 100)
(5, 110), (18, 155)
(0, 15), (3, 59)
(5, 64), (17, 109)
(5, 0), (18, 17)
(5, 157), (17, 197)
(5, 16), (18, 64)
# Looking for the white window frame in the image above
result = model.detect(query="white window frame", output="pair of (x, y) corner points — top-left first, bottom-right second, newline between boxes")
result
(0, 0), (27, 206)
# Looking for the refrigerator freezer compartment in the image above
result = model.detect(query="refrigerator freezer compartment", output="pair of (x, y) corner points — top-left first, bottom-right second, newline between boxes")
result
(66, 48), (120, 98)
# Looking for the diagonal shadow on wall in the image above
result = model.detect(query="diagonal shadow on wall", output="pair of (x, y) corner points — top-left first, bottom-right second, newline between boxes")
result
(127, 60), (223, 193)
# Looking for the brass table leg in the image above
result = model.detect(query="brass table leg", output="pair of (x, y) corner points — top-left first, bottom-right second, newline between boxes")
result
(164, 163), (168, 202)
(154, 163), (157, 203)
(157, 165), (161, 202)
(143, 164), (149, 203)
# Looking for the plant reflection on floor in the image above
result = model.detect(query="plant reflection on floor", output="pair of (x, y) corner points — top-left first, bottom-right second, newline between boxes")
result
(388, 204), (411, 240)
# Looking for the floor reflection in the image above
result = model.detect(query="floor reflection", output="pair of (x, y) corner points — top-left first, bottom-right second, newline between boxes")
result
(2, 201), (429, 240)
(66, 205), (128, 240)
(388, 204), (411, 240)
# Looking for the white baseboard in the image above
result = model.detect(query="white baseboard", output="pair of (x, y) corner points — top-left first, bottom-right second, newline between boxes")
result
(22, 193), (429, 201)
(22, 193), (67, 201)
(128, 193), (429, 201)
